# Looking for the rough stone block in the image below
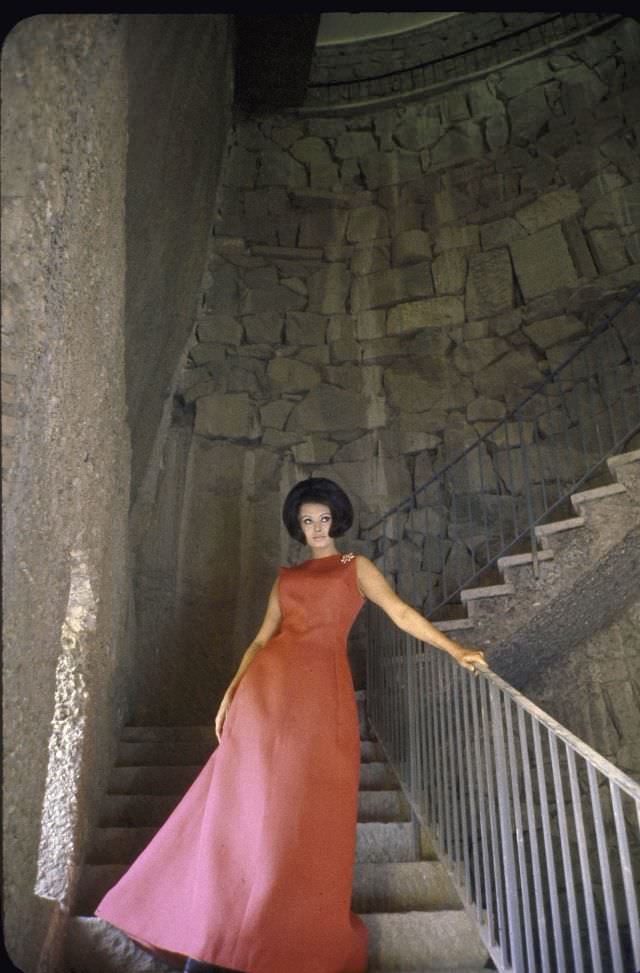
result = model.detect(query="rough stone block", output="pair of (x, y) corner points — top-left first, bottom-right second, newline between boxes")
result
(467, 396), (505, 421)
(292, 436), (338, 464)
(387, 297), (464, 335)
(559, 64), (608, 118)
(391, 229), (431, 266)
(466, 249), (514, 320)
(355, 310), (386, 341)
(516, 188), (582, 234)
(454, 337), (510, 375)
(240, 281), (305, 315)
(509, 87), (549, 145)
(194, 393), (252, 439)
(468, 79), (503, 118)
(324, 364), (363, 392)
(583, 183), (640, 230)
(510, 225), (578, 301)
(473, 349), (543, 397)
(431, 122), (484, 168)
(351, 263), (434, 313)
(562, 218), (598, 279)
(298, 209), (349, 248)
(204, 264), (239, 312)
(498, 58), (554, 99)
(255, 149), (306, 188)
(270, 125), (304, 149)
(296, 345), (330, 365)
(361, 150), (422, 190)
(197, 314), (243, 345)
(309, 161), (340, 191)
(486, 114), (510, 151)
(260, 399), (293, 430)
(523, 314), (585, 350)
(330, 337), (360, 363)
(432, 250), (467, 295)
(433, 186), (475, 225)
(589, 228), (631, 274)
(266, 357), (321, 392)
(481, 217), (526, 250)
(334, 131), (377, 159)
(289, 136), (332, 166)
(384, 367), (473, 413)
(580, 169), (627, 207)
(347, 205), (389, 244)
(223, 145), (257, 189)
(351, 244), (389, 277)
(435, 224), (480, 252)
(288, 384), (379, 431)
(306, 263), (350, 314)
(285, 311), (327, 346)
(241, 313), (282, 344)
(394, 113), (441, 151)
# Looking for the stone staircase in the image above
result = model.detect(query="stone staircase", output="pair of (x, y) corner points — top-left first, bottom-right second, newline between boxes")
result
(432, 447), (640, 689)
(65, 694), (489, 973)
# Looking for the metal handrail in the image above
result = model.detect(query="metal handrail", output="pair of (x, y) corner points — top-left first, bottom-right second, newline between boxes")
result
(366, 607), (640, 973)
(361, 284), (640, 618)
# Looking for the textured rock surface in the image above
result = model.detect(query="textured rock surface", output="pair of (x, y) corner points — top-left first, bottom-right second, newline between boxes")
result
(2, 14), (234, 973)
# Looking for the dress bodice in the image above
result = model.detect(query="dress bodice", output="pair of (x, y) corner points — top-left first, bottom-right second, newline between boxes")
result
(277, 554), (364, 647)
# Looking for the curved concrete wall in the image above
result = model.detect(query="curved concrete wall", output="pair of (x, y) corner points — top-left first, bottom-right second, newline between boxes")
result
(1, 13), (234, 970)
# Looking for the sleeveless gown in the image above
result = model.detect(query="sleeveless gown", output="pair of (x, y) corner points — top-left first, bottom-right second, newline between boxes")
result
(95, 553), (369, 973)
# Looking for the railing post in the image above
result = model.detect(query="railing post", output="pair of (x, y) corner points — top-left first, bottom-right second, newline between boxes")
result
(489, 680), (525, 971)
(405, 634), (421, 859)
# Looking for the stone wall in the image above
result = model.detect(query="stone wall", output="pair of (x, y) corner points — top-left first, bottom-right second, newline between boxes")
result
(1, 13), (234, 970)
(148, 15), (640, 722)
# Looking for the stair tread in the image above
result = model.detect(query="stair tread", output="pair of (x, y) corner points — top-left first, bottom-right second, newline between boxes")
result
(497, 549), (554, 569)
(571, 481), (627, 505)
(607, 447), (640, 468)
(460, 582), (514, 602)
(535, 515), (585, 536)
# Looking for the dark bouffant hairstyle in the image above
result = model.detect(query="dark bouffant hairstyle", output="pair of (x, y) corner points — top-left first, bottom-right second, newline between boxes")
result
(282, 477), (354, 544)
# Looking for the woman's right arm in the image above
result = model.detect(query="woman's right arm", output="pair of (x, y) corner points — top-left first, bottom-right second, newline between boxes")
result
(214, 577), (282, 741)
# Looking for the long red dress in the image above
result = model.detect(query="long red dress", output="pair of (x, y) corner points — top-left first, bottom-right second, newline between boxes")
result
(95, 552), (369, 973)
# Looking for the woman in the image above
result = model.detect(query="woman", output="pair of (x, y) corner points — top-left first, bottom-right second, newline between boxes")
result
(95, 477), (487, 973)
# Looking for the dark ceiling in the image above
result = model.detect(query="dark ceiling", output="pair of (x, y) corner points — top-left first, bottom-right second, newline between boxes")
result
(234, 14), (322, 112)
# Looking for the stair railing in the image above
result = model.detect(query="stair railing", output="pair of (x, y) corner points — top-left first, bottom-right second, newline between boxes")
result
(361, 284), (640, 618)
(366, 606), (640, 973)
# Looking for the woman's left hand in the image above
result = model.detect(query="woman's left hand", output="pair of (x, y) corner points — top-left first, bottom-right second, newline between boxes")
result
(451, 646), (489, 674)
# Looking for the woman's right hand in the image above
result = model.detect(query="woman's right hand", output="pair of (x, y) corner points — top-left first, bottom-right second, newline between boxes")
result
(214, 687), (235, 743)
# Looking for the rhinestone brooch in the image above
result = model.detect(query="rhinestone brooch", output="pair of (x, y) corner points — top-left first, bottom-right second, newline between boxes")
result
(340, 552), (355, 565)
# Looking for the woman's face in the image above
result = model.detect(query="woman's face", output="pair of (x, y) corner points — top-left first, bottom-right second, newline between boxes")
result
(298, 502), (334, 552)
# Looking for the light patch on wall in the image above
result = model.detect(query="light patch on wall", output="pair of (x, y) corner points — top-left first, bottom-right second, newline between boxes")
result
(316, 12), (460, 47)
(34, 550), (96, 904)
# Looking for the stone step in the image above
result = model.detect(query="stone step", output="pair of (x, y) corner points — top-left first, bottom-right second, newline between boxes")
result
(432, 617), (475, 633)
(352, 861), (461, 913)
(120, 723), (377, 744)
(570, 480), (627, 513)
(363, 911), (488, 970)
(107, 760), (398, 796)
(496, 548), (554, 571)
(65, 915), (488, 973)
(608, 448), (640, 502)
(98, 787), (411, 829)
(65, 917), (179, 973)
(534, 515), (585, 547)
(87, 821), (418, 867)
(76, 849), (450, 919)
(116, 736), (385, 767)
(460, 582), (514, 604)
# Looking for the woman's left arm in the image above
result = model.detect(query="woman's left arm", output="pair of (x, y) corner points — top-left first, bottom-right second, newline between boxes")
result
(356, 555), (488, 673)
